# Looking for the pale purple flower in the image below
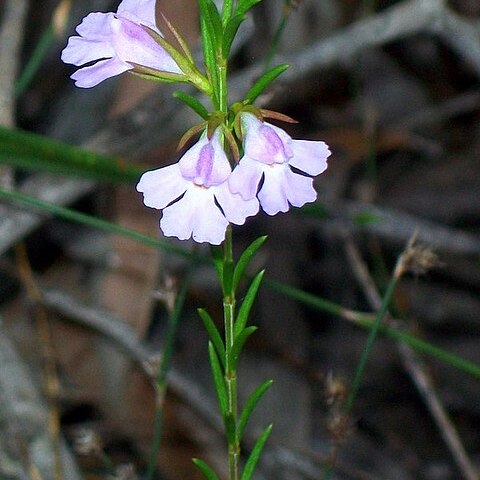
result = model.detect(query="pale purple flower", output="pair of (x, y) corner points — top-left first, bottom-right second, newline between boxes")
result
(61, 0), (182, 88)
(136, 129), (259, 245)
(229, 113), (331, 215)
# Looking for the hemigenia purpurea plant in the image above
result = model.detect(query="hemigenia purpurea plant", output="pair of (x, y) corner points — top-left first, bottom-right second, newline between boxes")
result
(62, 0), (331, 478)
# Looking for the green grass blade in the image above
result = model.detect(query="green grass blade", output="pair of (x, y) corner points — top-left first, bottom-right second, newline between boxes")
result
(2, 188), (480, 382)
(0, 187), (194, 260)
(0, 126), (142, 184)
(241, 424), (273, 480)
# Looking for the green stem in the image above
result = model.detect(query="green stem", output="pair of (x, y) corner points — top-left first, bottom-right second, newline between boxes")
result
(344, 272), (399, 413)
(264, 1), (294, 70)
(145, 268), (192, 480)
(2, 188), (480, 382)
(15, 24), (55, 97)
(223, 226), (240, 480)
(323, 265), (401, 480)
(218, 58), (228, 115)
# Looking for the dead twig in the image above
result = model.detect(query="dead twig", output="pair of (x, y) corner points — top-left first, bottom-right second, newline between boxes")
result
(15, 244), (64, 480)
(0, 0), (28, 188)
(343, 234), (479, 480)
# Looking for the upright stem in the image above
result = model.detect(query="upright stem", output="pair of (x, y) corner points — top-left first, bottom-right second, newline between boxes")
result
(223, 226), (240, 480)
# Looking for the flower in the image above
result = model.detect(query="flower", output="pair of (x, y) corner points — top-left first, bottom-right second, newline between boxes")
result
(229, 112), (331, 215)
(136, 129), (259, 245)
(61, 0), (182, 88)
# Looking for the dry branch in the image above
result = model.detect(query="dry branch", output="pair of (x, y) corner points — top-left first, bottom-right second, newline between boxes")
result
(343, 235), (479, 480)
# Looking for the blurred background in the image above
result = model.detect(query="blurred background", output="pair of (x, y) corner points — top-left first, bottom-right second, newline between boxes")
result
(1, 0), (480, 478)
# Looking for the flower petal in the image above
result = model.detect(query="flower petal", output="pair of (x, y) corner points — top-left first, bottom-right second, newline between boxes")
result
(75, 12), (115, 40)
(117, 0), (158, 30)
(61, 13), (115, 66)
(282, 168), (317, 207)
(70, 57), (130, 88)
(111, 18), (182, 74)
(257, 164), (291, 215)
(242, 113), (291, 164)
(61, 36), (114, 66)
(258, 165), (317, 215)
(214, 182), (259, 225)
(136, 164), (188, 209)
(179, 129), (231, 187)
(289, 140), (331, 176)
(228, 158), (264, 200)
(160, 187), (228, 244)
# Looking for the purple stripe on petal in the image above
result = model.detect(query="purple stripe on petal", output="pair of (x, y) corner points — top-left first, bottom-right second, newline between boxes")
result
(194, 143), (214, 186)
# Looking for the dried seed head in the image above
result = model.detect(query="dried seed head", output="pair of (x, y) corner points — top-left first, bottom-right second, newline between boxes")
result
(324, 372), (347, 406)
(108, 464), (139, 480)
(72, 428), (103, 456)
(395, 243), (441, 278)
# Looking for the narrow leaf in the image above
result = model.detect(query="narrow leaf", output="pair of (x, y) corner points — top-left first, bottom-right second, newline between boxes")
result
(244, 64), (289, 104)
(233, 235), (267, 291)
(198, 0), (222, 99)
(241, 424), (273, 480)
(222, 13), (245, 58)
(231, 326), (257, 370)
(211, 245), (224, 282)
(173, 91), (210, 119)
(160, 12), (195, 63)
(208, 342), (228, 416)
(237, 380), (273, 442)
(0, 126), (142, 184)
(235, 270), (265, 336)
(235, 0), (263, 17)
(198, 309), (225, 367)
(192, 458), (220, 480)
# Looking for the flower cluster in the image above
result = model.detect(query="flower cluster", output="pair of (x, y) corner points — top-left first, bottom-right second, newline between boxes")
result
(62, 0), (331, 245)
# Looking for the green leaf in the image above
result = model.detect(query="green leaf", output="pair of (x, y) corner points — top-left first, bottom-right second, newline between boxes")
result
(208, 342), (228, 416)
(129, 64), (188, 84)
(199, 0), (223, 45)
(241, 424), (273, 480)
(230, 326), (257, 370)
(198, 309), (225, 367)
(233, 236), (267, 291)
(222, 13), (245, 58)
(192, 458), (220, 480)
(353, 212), (381, 225)
(198, 0), (222, 101)
(0, 126), (142, 184)
(237, 380), (273, 442)
(244, 64), (289, 104)
(210, 245), (224, 281)
(235, 270), (265, 337)
(3, 187), (480, 383)
(173, 91), (210, 119)
(235, 0), (263, 17)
